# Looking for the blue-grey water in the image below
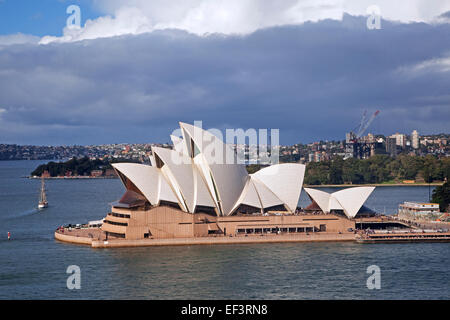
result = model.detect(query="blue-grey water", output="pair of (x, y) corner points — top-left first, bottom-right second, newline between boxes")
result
(0, 160), (449, 299)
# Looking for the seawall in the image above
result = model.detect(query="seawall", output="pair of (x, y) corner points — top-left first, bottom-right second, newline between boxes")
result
(55, 231), (356, 248)
(54, 231), (94, 245)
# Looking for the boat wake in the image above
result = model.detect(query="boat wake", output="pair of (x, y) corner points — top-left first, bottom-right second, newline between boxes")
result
(8, 208), (40, 220)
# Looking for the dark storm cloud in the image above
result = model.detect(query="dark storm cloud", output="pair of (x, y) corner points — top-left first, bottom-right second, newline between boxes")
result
(439, 11), (450, 19)
(0, 14), (449, 145)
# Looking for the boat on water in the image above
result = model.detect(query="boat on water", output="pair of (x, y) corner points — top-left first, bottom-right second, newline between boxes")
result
(38, 177), (48, 209)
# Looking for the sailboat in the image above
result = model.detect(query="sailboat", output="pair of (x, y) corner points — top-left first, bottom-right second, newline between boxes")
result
(38, 177), (48, 209)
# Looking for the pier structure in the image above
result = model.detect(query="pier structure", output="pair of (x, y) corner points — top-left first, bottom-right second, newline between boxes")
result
(356, 231), (450, 243)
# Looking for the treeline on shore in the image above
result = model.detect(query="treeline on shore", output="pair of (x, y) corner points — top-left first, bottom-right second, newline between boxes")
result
(30, 157), (138, 177)
(304, 154), (449, 185)
(432, 182), (450, 212)
(32, 155), (449, 186)
(248, 155), (449, 185)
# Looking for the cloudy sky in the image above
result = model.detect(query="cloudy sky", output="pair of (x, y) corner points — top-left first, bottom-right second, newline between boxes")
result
(0, 0), (449, 145)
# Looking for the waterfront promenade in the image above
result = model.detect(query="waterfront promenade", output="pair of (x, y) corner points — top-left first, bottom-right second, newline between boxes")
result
(54, 227), (356, 248)
(55, 219), (450, 248)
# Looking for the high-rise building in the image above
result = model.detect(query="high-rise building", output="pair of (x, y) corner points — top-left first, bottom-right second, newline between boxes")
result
(390, 133), (406, 148)
(345, 132), (354, 144)
(386, 137), (397, 156)
(412, 130), (419, 149)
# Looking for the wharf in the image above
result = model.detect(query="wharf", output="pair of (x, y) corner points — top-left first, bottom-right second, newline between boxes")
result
(356, 231), (450, 243)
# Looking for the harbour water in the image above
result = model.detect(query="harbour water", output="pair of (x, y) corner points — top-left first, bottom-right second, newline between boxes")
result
(0, 160), (449, 299)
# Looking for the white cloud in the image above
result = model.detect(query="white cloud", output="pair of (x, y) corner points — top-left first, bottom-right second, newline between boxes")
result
(396, 56), (450, 77)
(343, 0), (450, 23)
(0, 33), (40, 46)
(40, 7), (152, 44)
(0, 108), (6, 122)
(39, 0), (450, 44)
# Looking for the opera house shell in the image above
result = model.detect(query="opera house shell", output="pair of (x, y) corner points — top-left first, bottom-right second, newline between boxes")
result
(112, 122), (306, 216)
(304, 187), (376, 219)
(100, 122), (371, 240)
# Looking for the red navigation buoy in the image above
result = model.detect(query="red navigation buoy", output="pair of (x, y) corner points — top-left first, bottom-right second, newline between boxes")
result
(8, 232), (11, 240)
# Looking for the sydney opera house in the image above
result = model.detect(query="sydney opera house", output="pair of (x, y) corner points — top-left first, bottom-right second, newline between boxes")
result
(99, 122), (375, 241)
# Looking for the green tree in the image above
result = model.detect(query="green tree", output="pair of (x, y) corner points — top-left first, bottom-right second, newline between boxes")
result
(328, 156), (343, 184)
(432, 182), (450, 212)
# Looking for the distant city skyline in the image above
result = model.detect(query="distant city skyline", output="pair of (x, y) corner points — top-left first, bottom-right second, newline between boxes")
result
(1, 1), (450, 145)
(2, 131), (448, 163)
(0, 128), (449, 147)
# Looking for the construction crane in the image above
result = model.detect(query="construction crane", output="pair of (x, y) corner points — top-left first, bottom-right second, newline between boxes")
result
(356, 110), (380, 138)
(355, 110), (367, 137)
(345, 110), (380, 159)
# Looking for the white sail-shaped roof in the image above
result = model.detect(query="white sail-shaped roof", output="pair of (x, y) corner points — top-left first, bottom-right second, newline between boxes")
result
(170, 135), (187, 155)
(113, 122), (309, 216)
(303, 187), (331, 213)
(180, 122), (248, 216)
(252, 164), (305, 212)
(251, 178), (285, 209)
(230, 176), (286, 214)
(193, 165), (216, 209)
(112, 163), (160, 205)
(208, 163), (249, 215)
(152, 146), (195, 212)
(192, 153), (221, 211)
(237, 178), (262, 209)
(304, 186), (375, 218)
(329, 196), (344, 211)
(333, 187), (375, 218)
(158, 172), (179, 203)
